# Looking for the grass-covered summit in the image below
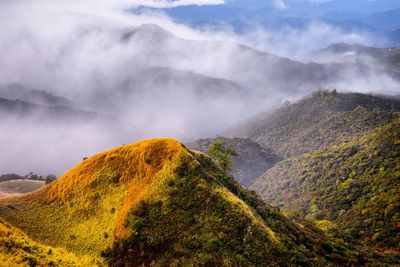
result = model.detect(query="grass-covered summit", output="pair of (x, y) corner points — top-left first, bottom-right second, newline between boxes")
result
(0, 138), (360, 266)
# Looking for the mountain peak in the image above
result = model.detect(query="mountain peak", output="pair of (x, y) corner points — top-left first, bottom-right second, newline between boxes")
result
(121, 24), (172, 42)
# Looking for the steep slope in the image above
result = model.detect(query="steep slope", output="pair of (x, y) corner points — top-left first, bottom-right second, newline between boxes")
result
(187, 137), (280, 187)
(252, 118), (400, 252)
(0, 138), (362, 266)
(226, 90), (400, 158)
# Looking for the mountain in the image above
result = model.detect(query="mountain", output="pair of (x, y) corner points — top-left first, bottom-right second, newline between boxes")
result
(188, 0), (400, 18)
(187, 137), (281, 187)
(318, 43), (379, 55)
(306, 0), (400, 16)
(152, 1), (400, 36)
(387, 28), (400, 46)
(157, 5), (378, 34)
(251, 117), (400, 252)
(362, 8), (400, 32)
(0, 83), (75, 108)
(221, 90), (400, 258)
(315, 43), (400, 73)
(226, 90), (400, 158)
(0, 138), (363, 265)
(368, 46), (400, 73)
(0, 97), (103, 123)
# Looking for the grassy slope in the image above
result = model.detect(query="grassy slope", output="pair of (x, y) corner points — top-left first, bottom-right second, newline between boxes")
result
(0, 138), (361, 266)
(0, 217), (85, 266)
(227, 91), (400, 158)
(252, 118), (400, 254)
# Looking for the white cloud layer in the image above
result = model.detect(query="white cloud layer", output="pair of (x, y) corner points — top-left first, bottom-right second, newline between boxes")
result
(0, 0), (398, 175)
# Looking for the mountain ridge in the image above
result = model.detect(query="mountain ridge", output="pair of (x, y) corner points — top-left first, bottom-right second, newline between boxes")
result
(0, 138), (362, 265)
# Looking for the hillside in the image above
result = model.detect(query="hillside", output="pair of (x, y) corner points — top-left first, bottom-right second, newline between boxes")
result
(187, 137), (280, 187)
(117, 24), (383, 97)
(226, 90), (400, 158)
(0, 83), (75, 108)
(252, 118), (400, 254)
(317, 44), (400, 73)
(0, 138), (363, 266)
(0, 97), (106, 123)
(0, 218), (84, 266)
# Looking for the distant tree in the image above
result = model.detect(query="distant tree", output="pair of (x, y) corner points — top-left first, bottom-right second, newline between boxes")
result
(208, 140), (238, 173)
(44, 175), (57, 185)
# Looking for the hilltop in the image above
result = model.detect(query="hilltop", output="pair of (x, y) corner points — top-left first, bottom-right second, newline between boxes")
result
(0, 138), (362, 266)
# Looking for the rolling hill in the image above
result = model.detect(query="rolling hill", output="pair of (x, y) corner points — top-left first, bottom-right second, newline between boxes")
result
(0, 138), (363, 266)
(226, 90), (400, 158)
(220, 91), (400, 262)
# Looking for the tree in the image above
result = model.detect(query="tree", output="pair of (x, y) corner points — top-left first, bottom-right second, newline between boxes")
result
(44, 175), (57, 185)
(208, 140), (238, 173)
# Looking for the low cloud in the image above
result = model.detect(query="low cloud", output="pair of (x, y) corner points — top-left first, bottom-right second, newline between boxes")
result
(0, 0), (398, 175)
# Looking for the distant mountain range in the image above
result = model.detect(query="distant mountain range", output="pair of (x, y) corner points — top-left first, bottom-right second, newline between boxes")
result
(141, 1), (400, 47)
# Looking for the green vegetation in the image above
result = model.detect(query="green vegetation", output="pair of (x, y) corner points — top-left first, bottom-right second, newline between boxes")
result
(188, 137), (280, 187)
(228, 90), (400, 158)
(0, 138), (363, 266)
(252, 118), (400, 259)
(0, 217), (86, 266)
(208, 140), (238, 173)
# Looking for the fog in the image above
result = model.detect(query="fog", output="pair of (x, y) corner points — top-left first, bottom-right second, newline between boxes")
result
(0, 0), (399, 175)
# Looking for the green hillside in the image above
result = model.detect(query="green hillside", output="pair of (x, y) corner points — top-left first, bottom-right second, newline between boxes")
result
(0, 218), (85, 266)
(0, 138), (363, 266)
(252, 118), (400, 256)
(227, 90), (400, 158)
(187, 137), (280, 187)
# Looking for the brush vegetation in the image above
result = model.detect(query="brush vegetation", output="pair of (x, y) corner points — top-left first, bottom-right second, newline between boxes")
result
(0, 217), (85, 266)
(0, 138), (364, 266)
(252, 117), (400, 259)
(227, 90), (400, 158)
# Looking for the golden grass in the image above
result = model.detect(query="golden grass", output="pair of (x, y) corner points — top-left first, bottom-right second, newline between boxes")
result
(0, 138), (189, 260)
(0, 218), (87, 266)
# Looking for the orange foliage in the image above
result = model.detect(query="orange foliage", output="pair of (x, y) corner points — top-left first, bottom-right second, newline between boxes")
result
(26, 138), (187, 238)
